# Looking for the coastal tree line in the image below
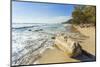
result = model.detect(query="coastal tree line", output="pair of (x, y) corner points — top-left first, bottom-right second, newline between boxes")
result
(63, 5), (96, 26)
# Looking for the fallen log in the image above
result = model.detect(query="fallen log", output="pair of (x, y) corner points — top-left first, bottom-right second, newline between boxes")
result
(54, 35), (82, 57)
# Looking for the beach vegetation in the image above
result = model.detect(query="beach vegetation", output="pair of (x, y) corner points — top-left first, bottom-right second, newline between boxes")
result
(62, 6), (96, 27)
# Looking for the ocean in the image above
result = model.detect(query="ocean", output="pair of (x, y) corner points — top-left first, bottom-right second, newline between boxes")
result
(12, 23), (71, 65)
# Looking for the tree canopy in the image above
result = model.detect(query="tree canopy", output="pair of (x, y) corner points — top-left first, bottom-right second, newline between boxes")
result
(62, 5), (96, 26)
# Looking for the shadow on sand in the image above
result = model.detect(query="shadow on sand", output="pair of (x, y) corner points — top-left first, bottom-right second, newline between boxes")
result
(72, 49), (96, 62)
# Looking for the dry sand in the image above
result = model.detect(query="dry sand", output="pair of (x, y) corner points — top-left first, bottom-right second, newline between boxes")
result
(37, 26), (96, 64)
(76, 26), (96, 55)
(38, 47), (79, 64)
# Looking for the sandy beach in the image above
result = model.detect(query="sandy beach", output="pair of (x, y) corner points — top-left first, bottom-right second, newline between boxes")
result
(76, 26), (96, 55)
(37, 47), (79, 64)
(37, 26), (96, 64)
(12, 2), (96, 66)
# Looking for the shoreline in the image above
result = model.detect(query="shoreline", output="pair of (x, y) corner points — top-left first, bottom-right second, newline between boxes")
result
(37, 25), (96, 64)
(12, 24), (96, 65)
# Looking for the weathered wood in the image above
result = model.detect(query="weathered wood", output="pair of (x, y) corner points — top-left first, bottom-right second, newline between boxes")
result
(54, 35), (82, 57)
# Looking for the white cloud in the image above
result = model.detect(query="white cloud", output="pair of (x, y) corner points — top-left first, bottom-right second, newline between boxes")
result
(12, 16), (72, 24)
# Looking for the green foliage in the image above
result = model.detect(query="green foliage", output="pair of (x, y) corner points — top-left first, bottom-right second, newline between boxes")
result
(61, 5), (96, 26)
(71, 5), (96, 25)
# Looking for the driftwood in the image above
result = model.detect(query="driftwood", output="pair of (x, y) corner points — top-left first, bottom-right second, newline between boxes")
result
(54, 35), (82, 57)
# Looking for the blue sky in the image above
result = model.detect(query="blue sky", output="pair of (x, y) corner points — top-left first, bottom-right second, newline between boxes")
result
(12, 1), (75, 23)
